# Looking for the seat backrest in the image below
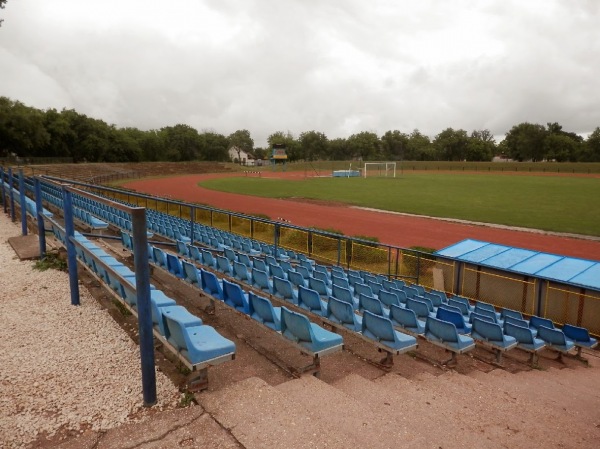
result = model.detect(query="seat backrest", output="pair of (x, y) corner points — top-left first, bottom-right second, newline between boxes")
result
(359, 293), (385, 316)
(308, 276), (329, 296)
(379, 289), (400, 308)
(537, 325), (567, 346)
(189, 245), (202, 262)
(504, 321), (535, 344)
(166, 253), (183, 277)
(248, 292), (281, 330)
(265, 255), (277, 266)
(530, 315), (554, 330)
(313, 269), (329, 284)
(501, 308), (523, 320)
(473, 306), (498, 323)
(182, 260), (200, 284)
(562, 324), (592, 343)
(298, 286), (323, 312)
(176, 240), (189, 257)
(354, 282), (373, 298)
(237, 253), (252, 268)
(366, 280), (382, 296)
(269, 263), (286, 279)
(475, 301), (497, 314)
(332, 284), (354, 305)
(273, 276), (294, 300)
(382, 279), (396, 292)
(281, 307), (313, 343)
(295, 265), (310, 279)
(287, 270), (306, 288)
(362, 310), (396, 342)
(389, 287), (407, 304)
(252, 268), (271, 289)
(469, 311), (495, 324)
(425, 291), (444, 307)
(200, 269), (223, 299)
(425, 316), (459, 343)
(403, 286), (419, 299)
(253, 258), (267, 272)
(447, 298), (469, 315)
(347, 272), (362, 287)
(406, 297), (431, 319)
(415, 295), (435, 313)
(224, 247), (237, 262)
(201, 249), (215, 267)
(332, 274), (350, 289)
(504, 315), (530, 329)
(217, 255), (232, 273)
(153, 247), (167, 268)
(390, 304), (419, 328)
(471, 317), (504, 342)
(327, 296), (359, 328)
(313, 264), (328, 275)
(233, 261), (250, 281)
(436, 307), (466, 330)
(222, 279), (249, 312)
(279, 260), (292, 273)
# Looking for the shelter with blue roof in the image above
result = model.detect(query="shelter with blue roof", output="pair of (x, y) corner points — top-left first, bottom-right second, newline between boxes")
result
(435, 239), (600, 335)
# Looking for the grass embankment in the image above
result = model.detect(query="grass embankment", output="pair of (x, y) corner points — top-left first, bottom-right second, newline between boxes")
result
(199, 173), (600, 236)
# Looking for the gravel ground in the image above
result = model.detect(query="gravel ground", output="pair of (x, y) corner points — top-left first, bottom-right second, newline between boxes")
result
(0, 214), (180, 448)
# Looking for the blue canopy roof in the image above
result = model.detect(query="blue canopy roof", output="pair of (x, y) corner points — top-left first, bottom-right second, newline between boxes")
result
(435, 239), (600, 291)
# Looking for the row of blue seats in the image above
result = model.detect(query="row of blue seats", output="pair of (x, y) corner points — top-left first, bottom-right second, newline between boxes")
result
(3, 180), (53, 219)
(49, 224), (236, 372)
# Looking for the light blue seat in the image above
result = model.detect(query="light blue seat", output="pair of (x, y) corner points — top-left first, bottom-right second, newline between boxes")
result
(308, 276), (331, 298)
(470, 317), (517, 362)
(503, 321), (546, 363)
(447, 298), (471, 317)
(280, 307), (343, 355)
(200, 250), (217, 269)
(331, 284), (358, 309)
(537, 325), (575, 356)
(473, 305), (503, 326)
(389, 287), (408, 304)
(529, 316), (555, 334)
(160, 304), (202, 339)
(287, 269), (308, 289)
(415, 295), (437, 315)
(475, 301), (501, 320)
(248, 292), (282, 331)
(253, 258), (268, 272)
(403, 286), (419, 299)
(297, 285), (327, 316)
(361, 311), (418, 356)
(269, 263), (287, 280)
(162, 308), (235, 366)
(176, 240), (189, 257)
(332, 274), (352, 292)
(424, 316), (476, 363)
(406, 297), (434, 320)
(366, 280), (383, 297)
(501, 308), (524, 321)
(273, 276), (298, 304)
(424, 291), (445, 308)
(222, 279), (250, 314)
(295, 265), (310, 280)
(469, 311), (496, 325)
(347, 272), (363, 288)
(120, 232), (133, 251)
(359, 293), (389, 318)
(562, 324), (598, 357)
(233, 261), (252, 283)
(313, 269), (330, 286)
(378, 289), (400, 309)
(105, 265), (135, 293)
(180, 260), (200, 286)
(504, 316), (537, 337)
(166, 253), (184, 279)
(389, 305), (425, 336)
(149, 292), (178, 336)
(326, 297), (362, 332)
(216, 255), (234, 276)
(436, 306), (471, 334)
(93, 255), (121, 282)
(237, 253), (253, 268)
(153, 247), (168, 269)
(200, 269), (224, 300)
(251, 268), (273, 294)
(450, 296), (474, 313)
(224, 247), (238, 263)
(353, 282), (373, 299)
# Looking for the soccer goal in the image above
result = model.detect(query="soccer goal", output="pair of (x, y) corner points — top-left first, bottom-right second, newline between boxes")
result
(363, 162), (396, 178)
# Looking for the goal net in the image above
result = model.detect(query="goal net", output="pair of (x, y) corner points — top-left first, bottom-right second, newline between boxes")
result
(363, 162), (396, 178)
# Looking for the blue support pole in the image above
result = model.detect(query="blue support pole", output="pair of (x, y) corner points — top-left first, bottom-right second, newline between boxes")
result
(131, 207), (157, 406)
(62, 187), (81, 306)
(35, 178), (46, 259)
(18, 169), (28, 236)
(190, 205), (195, 246)
(8, 168), (16, 222)
(0, 167), (6, 213)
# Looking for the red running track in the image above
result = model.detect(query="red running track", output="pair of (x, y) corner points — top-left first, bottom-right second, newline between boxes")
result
(123, 173), (600, 261)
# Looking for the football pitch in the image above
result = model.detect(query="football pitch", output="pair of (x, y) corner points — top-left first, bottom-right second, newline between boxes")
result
(199, 173), (600, 237)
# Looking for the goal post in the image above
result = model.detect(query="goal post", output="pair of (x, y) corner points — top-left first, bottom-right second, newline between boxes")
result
(363, 162), (396, 178)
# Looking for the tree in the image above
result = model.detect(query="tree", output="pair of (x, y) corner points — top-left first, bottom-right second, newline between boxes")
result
(228, 129), (254, 164)
(544, 133), (580, 162)
(198, 131), (229, 161)
(267, 131), (300, 161)
(503, 122), (547, 161)
(347, 131), (380, 160)
(584, 127), (600, 162)
(433, 128), (469, 161)
(328, 138), (349, 160)
(465, 129), (495, 161)
(299, 130), (328, 161)
(404, 129), (433, 160)
(161, 124), (201, 161)
(380, 130), (408, 161)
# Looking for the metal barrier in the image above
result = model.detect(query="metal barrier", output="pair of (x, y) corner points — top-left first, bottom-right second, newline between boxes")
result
(543, 282), (600, 336)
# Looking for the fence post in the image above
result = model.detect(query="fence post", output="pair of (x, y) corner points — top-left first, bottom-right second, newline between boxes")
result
(19, 169), (28, 236)
(62, 187), (80, 306)
(337, 237), (341, 266)
(190, 205), (195, 245)
(34, 178), (46, 259)
(274, 223), (280, 253)
(131, 207), (157, 407)
(8, 168), (16, 221)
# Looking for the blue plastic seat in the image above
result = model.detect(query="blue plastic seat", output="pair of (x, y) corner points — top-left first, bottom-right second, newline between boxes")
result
(248, 292), (282, 331)
(272, 276), (298, 304)
(450, 296), (474, 313)
(153, 247), (168, 269)
(162, 308), (235, 365)
(120, 232), (133, 251)
(295, 265), (310, 280)
(378, 289), (400, 309)
(326, 297), (362, 332)
(331, 284), (358, 309)
(537, 325), (575, 354)
(251, 268), (273, 294)
(222, 279), (250, 314)
(237, 253), (253, 268)
(475, 301), (501, 320)
(473, 305), (503, 326)
(216, 255), (234, 276)
(313, 269), (330, 286)
(529, 315), (555, 334)
(253, 258), (268, 272)
(389, 287), (408, 304)
(504, 316), (537, 336)
(501, 308), (524, 321)
(503, 321), (546, 360)
(436, 306), (471, 334)
(200, 250), (217, 269)
(562, 324), (598, 352)
(297, 286), (327, 316)
(309, 276), (332, 298)
(366, 280), (382, 297)
(287, 269), (308, 289)
(280, 307), (343, 355)
(359, 293), (389, 318)
(470, 317), (517, 361)
(361, 311), (418, 354)
(447, 298), (471, 317)
(224, 247), (237, 263)
(406, 297), (434, 320)
(425, 316), (476, 356)
(389, 305), (425, 336)
(403, 286), (419, 299)
(176, 240), (189, 257)
(269, 263), (287, 280)
(200, 269), (224, 300)
(166, 253), (184, 278)
(233, 261), (252, 283)
(160, 304), (202, 339)
(353, 282), (373, 299)
(182, 260), (201, 286)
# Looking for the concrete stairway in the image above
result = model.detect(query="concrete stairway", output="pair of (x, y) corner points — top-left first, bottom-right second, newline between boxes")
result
(198, 360), (600, 449)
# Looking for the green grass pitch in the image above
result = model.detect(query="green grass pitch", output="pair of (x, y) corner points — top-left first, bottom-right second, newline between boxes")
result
(199, 173), (600, 237)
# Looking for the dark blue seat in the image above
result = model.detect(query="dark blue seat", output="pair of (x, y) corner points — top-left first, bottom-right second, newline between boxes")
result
(562, 324), (598, 357)
(361, 311), (418, 355)
(537, 325), (575, 356)
(470, 317), (517, 362)
(529, 315), (555, 334)
(248, 292), (281, 331)
(436, 306), (471, 334)
(280, 307), (343, 355)
(200, 269), (223, 300)
(389, 305), (425, 336)
(222, 279), (250, 314)
(166, 253), (184, 278)
(326, 297), (362, 332)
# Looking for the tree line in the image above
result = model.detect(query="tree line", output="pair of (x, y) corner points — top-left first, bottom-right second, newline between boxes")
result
(1, 97), (600, 164)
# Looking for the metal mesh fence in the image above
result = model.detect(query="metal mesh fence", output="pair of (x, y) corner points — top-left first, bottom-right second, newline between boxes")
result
(311, 233), (345, 265)
(543, 283), (600, 336)
(253, 221), (274, 243)
(350, 242), (389, 274)
(461, 266), (537, 314)
(279, 226), (308, 254)
(212, 211), (230, 231)
(194, 208), (211, 226)
(231, 216), (252, 237)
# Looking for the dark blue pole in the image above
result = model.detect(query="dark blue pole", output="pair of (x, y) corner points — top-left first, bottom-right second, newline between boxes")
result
(18, 169), (28, 236)
(190, 205), (195, 245)
(1, 167), (6, 213)
(131, 207), (157, 406)
(35, 178), (46, 259)
(8, 168), (16, 221)
(62, 187), (81, 306)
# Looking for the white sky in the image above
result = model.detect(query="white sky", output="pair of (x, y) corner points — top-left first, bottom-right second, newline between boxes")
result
(1, 0), (599, 146)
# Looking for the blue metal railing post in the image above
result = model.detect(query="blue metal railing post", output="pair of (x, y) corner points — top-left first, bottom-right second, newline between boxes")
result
(190, 205), (195, 245)
(0, 166), (6, 213)
(62, 187), (81, 306)
(131, 207), (157, 406)
(35, 178), (46, 259)
(8, 168), (16, 221)
(18, 169), (28, 236)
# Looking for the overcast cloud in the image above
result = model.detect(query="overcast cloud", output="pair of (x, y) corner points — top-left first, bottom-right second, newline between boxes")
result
(1, 0), (599, 146)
